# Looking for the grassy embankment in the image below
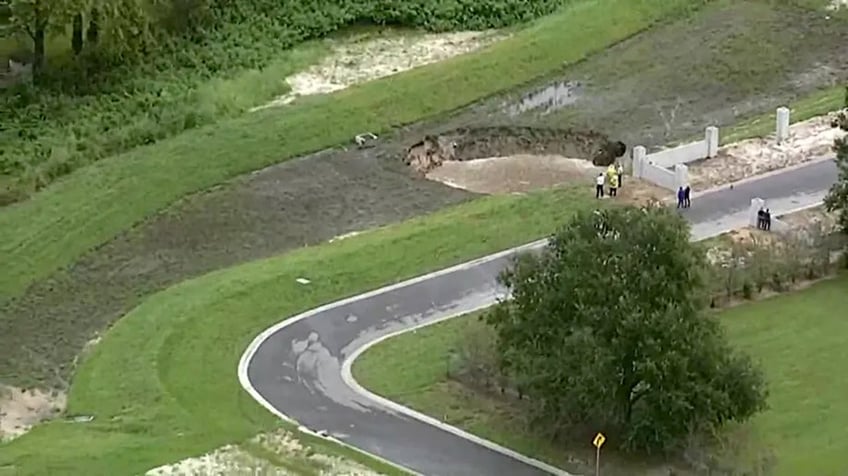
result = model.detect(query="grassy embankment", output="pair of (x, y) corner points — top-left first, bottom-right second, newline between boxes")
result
(0, 0), (565, 201)
(354, 274), (848, 475)
(0, 0), (703, 301)
(0, 0), (700, 473)
(2, 89), (841, 473)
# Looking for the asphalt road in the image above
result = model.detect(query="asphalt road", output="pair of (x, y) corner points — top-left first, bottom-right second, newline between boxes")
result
(241, 158), (836, 476)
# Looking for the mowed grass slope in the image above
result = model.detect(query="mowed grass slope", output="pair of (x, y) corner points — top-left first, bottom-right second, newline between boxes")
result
(353, 275), (848, 475)
(0, 187), (595, 475)
(0, 0), (702, 300)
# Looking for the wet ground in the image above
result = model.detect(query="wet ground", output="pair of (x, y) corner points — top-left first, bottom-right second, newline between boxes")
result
(2, 0), (848, 390)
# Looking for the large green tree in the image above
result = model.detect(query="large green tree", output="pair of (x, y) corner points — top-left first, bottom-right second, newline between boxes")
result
(7, 0), (73, 74)
(7, 0), (158, 77)
(824, 87), (848, 235)
(487, 206), (768, 453)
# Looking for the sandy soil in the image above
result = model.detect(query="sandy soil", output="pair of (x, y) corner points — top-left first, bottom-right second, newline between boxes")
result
(689, 111), (846, 189)
(256, 30), (503, 110)
(145, 429), (381, 475)
(0, 385), (65, 442)
(426, 154), (597, 194)
(424, 153), (667, 206)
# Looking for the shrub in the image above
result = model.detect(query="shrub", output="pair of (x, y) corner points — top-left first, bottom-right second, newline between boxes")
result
(486, 206), (768, 453)
(0, 0), (566, 203)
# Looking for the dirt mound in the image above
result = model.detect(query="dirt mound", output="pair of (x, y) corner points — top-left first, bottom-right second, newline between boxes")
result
(403, 126), (626, 173)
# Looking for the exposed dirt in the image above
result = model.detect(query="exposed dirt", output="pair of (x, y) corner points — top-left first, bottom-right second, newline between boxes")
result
(256, 30), (504, 110)
(689, 110), (847, 189)
(404, 126), (626, 174)
(145, 429), (382, 475)
(427, 154), (597, 194)
(3, 0), (848, 400)
(508, 1), (848, 149)
(424, 153), (668, 206)
(0, 385), (65, 442)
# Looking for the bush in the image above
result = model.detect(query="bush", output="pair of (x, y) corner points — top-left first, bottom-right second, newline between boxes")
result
(450, 210), (843, 460)
(485, 206), (768, 453)
(0, 0), (565, 203)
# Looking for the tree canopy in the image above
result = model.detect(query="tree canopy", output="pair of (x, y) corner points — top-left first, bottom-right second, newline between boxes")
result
(486, 205), (768, 453)
(824, 87), (848, 235)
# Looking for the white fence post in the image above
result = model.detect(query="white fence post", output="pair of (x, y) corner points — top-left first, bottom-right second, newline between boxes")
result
(705, 126), (719, 157)
(674, 163), (689, 190)
(749, 198), (766, 227)
(632, 146), (647, 178)
(776, 107), (790, 144)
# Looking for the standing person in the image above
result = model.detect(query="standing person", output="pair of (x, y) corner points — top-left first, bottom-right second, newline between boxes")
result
(683, 185), (691, 208)
(596, 173), (605, 199)
(616, 163), (624, 188)
(757, 208), (765, 230)
(677, 186), (685, 209)
(764, 208), (771, 231)
(609, 173), (618, 197)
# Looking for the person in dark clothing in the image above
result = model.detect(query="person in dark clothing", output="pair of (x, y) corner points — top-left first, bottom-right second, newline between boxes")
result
(757, 208), (765, 230)
(764, 208), (771, 231)
(683, 185), (691, 208)
(677, 187), (685, 209)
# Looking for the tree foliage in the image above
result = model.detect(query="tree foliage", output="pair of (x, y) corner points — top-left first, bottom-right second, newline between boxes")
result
(824, 86), (848, 235)
(486, 206), (768, 453)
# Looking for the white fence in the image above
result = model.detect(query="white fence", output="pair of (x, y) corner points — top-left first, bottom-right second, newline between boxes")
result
(632, 126), (718, 191)
(646, 126), (718, 168)
(632, 146), (692, 191)
(630, 107), (794, 192)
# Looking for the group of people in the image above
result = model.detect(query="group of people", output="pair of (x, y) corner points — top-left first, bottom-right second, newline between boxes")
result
(676, 185), (692, 209)
(756, 208), (772, 231)
(595, 163), (624, 199)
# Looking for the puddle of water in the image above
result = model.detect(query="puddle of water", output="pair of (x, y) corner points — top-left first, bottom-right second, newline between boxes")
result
(506, 80), (583, 115)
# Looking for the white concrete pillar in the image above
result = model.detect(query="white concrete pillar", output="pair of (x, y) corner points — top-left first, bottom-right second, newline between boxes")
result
(749, 198), (766, 227)
(674, 163), (689, 190)
(632, 145), (647, 178)
(776, 107), (790, 144)
(705, 126), (719, 157)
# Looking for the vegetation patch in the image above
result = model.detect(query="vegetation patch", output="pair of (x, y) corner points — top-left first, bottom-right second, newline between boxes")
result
(0, 0), (563, 202)
(0, 0), (701, 300)
(354, 263), (848, 475)
(0, 186), (597, 474)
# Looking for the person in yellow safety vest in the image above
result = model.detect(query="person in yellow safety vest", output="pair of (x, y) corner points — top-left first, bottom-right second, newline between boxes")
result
(609, 171), (618, 196)
(607, 164), (616, 183)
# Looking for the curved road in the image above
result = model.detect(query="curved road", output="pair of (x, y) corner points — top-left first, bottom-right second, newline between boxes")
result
(239, 158), (836, 476)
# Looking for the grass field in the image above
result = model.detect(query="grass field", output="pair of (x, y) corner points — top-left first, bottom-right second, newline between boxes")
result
(353, 274), (848, 475)
(3, 1), (847, 395)
(0, 0), (701, 300)
(0, 0), (845, 473)
(0, 187), (597, 474)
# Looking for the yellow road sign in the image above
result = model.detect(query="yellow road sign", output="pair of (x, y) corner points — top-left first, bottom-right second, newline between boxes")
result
(593, 432), (606, 449)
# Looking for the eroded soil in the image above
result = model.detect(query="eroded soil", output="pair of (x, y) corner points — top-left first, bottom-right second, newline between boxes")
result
(257, 29), (505, 110)
(144, 429), (381, 476)
(2, 0), (847, 402)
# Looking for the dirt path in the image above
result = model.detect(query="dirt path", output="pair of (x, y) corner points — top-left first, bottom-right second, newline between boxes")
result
(2, 1), (847, 424)
(255, 30), (504, 110)
(145, 429), (381, 476)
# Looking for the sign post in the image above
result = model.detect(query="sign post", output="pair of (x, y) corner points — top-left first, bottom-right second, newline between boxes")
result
(592, 432), (606, 476)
